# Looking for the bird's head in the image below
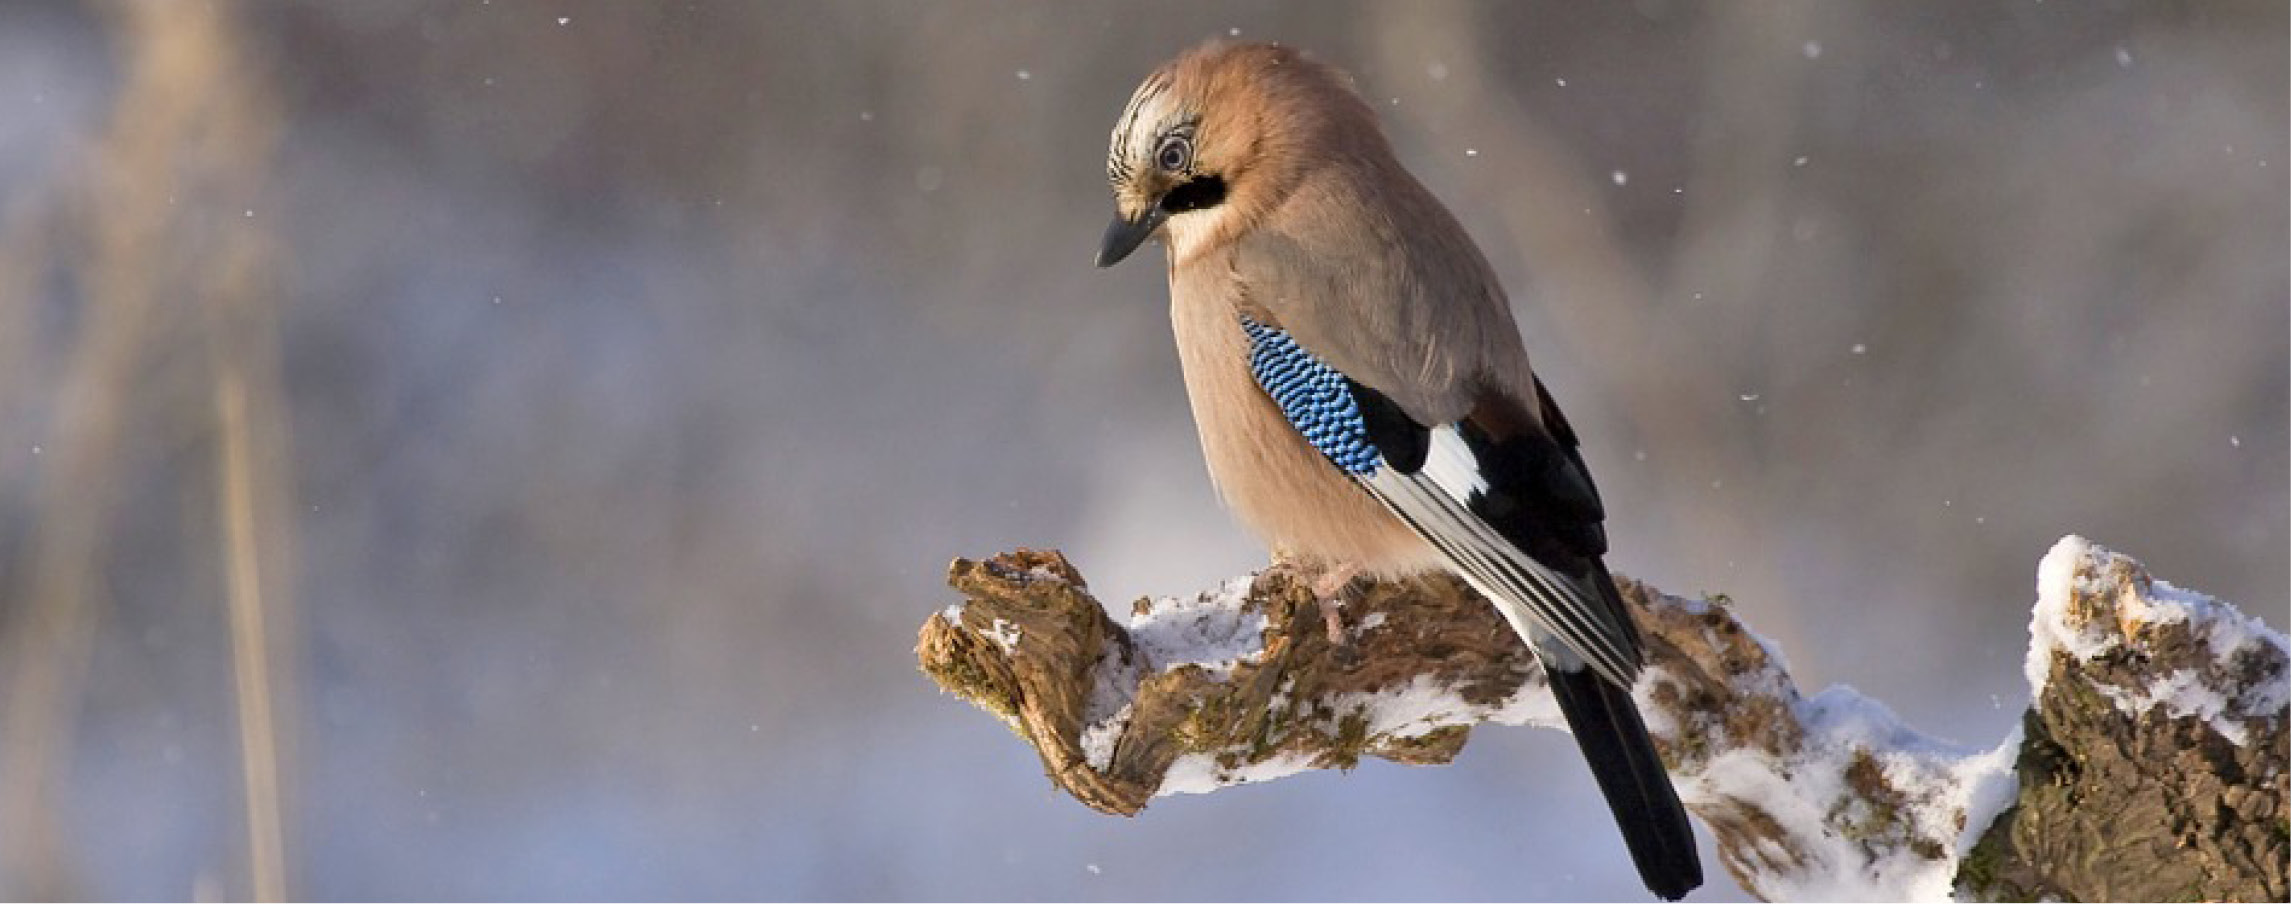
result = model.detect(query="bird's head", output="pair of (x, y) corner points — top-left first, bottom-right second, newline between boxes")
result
(1096, 40), (1375, 268)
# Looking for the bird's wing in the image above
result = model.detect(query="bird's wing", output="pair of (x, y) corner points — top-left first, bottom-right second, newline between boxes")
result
(1227, 176), (1536, 428)
(1238, 314), (1644, 688)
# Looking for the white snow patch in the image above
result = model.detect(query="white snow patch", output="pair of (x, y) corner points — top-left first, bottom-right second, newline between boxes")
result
(1158, 749), (1319, 796)
(1328, 673), (1548, 742)
(1633, 669), (1689, 739)
(1079, 634), (1146, 771)
(1079, 701), (1133, 772)
(983, 618), (1023, 653)
(2100, 668), (2244, 743)
(1493, 675), (1565, 728)
(1682, 682), (2016, 901)
(2026, 535), (2108, 693)
(2026, 535), (2288, 746)
(1122, 578), (1296, 795)
(1126, 576), (1266, 680)
(1136, 581), (1572, 798)
(1951, 727), (2023, 863)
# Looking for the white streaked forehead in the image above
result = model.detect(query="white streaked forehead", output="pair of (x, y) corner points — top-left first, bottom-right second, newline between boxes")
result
(1106, 69), (1179, 189)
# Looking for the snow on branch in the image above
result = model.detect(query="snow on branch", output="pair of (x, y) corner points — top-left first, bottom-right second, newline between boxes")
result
(916, 538), (2286, 901)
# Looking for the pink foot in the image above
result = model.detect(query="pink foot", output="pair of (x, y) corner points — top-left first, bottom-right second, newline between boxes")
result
(1311, 563), (1361, 654)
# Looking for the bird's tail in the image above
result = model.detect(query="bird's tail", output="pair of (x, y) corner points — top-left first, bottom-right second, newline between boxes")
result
(1543, 659), (1703, 901)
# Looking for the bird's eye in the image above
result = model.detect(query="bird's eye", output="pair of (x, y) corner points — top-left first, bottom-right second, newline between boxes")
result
(1155, 136), (1192, 173)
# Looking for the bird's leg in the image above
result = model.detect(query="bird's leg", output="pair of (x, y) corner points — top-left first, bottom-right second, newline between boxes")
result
(1266, 549), (1361, 652)
(1310, 562), (1361, 651)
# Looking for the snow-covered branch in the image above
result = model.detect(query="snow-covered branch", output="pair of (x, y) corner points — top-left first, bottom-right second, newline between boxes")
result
(915, 538), (2285, 901)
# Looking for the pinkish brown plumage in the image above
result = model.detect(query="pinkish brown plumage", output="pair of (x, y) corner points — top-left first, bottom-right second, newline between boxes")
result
(1097, 40), (1703, 900)
(1110, 42), (1541, 572)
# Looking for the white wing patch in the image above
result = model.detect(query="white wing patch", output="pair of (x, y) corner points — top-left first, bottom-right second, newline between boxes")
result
(1420, 424), (1490, 501)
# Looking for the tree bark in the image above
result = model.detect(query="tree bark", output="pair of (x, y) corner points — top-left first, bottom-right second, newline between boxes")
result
(916, 538), (2286, 901)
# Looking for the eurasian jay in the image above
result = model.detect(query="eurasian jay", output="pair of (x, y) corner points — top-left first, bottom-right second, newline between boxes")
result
(1094, 40), (1703, 901)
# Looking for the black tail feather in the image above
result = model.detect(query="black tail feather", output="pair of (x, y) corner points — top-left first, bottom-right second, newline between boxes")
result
(1544, 662), (1703, 901)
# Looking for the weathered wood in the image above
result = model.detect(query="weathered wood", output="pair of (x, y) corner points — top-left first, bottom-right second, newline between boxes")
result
(1960, 551), (2288, 902)
(917, 541), (2286, 901)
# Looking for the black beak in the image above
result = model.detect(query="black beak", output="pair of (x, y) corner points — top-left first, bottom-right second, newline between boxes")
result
(1095, 206), (1168, 268)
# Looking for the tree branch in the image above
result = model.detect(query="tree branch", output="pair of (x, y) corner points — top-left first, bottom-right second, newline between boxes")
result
(916, 538), (2285, 901)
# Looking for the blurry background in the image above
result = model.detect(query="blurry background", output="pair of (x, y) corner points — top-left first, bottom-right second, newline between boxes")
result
(0, 1), (2281, 899)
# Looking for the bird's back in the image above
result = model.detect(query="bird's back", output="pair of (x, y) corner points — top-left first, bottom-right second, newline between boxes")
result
(1225, 153), (1541, 429)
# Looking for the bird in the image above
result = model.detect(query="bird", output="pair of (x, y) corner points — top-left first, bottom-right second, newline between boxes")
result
(1093, 40), (1703, 900)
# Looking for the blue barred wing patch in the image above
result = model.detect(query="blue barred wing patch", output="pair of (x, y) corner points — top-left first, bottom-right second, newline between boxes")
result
(1239, 316), (1382, 476)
